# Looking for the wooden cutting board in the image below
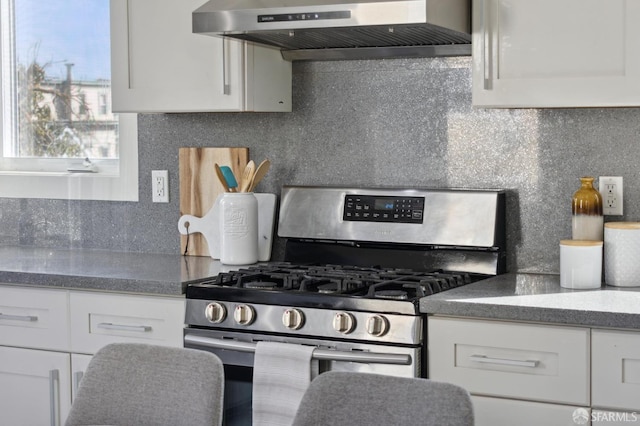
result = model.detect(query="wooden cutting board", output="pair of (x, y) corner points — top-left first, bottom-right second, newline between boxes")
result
(179, 147), (249, 256)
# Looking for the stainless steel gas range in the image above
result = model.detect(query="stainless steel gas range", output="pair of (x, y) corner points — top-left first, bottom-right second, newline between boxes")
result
(184, 185), (506, 425)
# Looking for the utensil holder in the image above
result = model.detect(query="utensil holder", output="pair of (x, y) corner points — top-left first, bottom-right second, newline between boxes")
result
(219, 192), (259, 265)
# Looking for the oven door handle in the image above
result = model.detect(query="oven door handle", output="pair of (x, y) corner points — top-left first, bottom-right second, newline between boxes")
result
(184, 334), (412, 365)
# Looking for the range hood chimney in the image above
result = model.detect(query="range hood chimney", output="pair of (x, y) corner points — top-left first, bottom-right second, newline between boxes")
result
(193, 0), (471, 61)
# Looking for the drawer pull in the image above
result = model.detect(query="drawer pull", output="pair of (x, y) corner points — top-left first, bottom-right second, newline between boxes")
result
(470, 354), (539, 368)
(97, 323), (152, 333)
(0, 312), (38, 322)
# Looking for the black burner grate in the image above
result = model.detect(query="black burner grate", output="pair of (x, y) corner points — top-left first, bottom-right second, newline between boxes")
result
(196, 262), (474, 302)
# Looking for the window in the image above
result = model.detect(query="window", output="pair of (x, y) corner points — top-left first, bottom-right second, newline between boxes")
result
(0, 0), (138, 201)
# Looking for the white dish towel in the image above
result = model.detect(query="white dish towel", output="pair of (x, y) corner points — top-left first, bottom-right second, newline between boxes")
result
(252, 341), (319, 426)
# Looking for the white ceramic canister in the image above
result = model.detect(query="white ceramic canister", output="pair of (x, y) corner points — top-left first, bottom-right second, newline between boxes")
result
(604, 222), (640, 287)
(219, 192), (259, 265)
(559, 239), (603, 289)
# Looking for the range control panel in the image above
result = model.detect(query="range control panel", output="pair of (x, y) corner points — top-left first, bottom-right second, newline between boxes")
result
(258, 11), (350, 23)
(343, 195), (425, 224)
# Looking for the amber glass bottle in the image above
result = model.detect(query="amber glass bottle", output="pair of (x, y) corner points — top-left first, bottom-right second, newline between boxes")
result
(572, 176), (603, 240)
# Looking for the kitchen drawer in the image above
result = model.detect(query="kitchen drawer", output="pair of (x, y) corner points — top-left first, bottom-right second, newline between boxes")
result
(472, 395), (588, 426)
(69, 291), (185, 354)
(592, 329), (640, 411)
(428, 316), (590, 405)
(0, 285), (70, 351)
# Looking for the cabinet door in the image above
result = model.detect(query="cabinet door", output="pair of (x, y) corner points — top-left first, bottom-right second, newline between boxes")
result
(473, 0), (640, 107)
(110, 0), (245, 112)
(0, 346), (72, 426)
(592, 329), (640, 411)
(70, 353), (93, 401)
(473, 395), (590, 426)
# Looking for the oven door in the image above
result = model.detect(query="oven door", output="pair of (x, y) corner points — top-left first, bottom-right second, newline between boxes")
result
(184, 328), (421, 425)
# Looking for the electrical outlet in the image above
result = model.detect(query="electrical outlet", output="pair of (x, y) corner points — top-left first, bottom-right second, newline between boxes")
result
(152, 170), (169, 203)
(599, 176), (623, 215)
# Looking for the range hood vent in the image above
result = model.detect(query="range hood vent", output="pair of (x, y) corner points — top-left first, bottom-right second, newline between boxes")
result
(193, 0), (472, 61)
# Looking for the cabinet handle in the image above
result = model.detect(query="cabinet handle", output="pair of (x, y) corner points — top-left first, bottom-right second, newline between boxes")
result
(49, 369), (60, 426)
(97, 322), (152, 332)
(469, 354), (539, 368)
(481, 0), (493, 90)
(74, 371), (84, 392)
(222, 38), (231, 95)
(0, 312), (38, 322)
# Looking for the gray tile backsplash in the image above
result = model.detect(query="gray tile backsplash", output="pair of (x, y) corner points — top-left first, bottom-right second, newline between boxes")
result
(2, 56), (640, 274)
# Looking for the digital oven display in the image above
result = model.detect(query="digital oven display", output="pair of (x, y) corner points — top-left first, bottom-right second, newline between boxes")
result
(374, 199), (395, 210)
(343, 195), (424, 224)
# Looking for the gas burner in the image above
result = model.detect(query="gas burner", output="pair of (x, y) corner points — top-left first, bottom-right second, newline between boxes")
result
(317, 283), (338, 294)
(374, 290), (409, 300)
(244, 281), (279, 290)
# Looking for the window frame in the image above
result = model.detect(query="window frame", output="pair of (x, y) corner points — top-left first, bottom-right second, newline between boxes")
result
(0, 0), (138, 202)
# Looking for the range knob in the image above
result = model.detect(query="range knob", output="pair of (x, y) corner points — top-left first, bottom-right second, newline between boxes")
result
(282, 308), (305, 330)
(333, 312), (356, 334)
(233, 304), (255, 326)
(366, 315), (389, 337)
(204, 302), (227, 323)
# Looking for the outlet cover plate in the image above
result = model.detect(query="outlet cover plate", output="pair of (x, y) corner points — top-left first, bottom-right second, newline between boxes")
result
(152, 170), (169, 203)
(599, 176), (623, 216)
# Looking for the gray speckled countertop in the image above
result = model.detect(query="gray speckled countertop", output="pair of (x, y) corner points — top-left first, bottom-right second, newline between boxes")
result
(0, 246), (238, 296)
(420, 273), (640, 329)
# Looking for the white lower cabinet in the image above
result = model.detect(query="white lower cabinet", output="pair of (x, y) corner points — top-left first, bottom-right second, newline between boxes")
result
(428, 316), (590, 426)
(472, 395), (588, 426)
(71, 353), (93, 400)
(429, 316), (640, 426)
(0, 346), (72, 426)
(0, 284), (185, 426)
(70, 292), (185, 354)
(592, 329), (640, 412)
(0, 286), (70, 351)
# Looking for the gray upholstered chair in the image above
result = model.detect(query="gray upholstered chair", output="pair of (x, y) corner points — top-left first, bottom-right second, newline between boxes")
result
(65, 343), (224, 426)
(292, 371), (474, 426)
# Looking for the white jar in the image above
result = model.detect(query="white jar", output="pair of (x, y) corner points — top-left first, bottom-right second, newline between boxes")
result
(559, 239), (603, 289)
(604, 222), (640, 287)
(219, 192), (258, 265)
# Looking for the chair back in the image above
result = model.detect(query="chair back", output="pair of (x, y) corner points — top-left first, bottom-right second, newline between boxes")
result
(65, 343), (224, 426)
(292, 371), (473, 426)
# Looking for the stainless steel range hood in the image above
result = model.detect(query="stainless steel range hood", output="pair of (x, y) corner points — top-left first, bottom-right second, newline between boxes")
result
(193, 0), (471, 61)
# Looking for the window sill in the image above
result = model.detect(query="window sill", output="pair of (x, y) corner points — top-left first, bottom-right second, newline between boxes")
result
(0, 114), (138, 202)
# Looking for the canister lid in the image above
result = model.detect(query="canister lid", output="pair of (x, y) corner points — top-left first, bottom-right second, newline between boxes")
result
(604, 222), (640, 230)
(560, 239), (603, 246)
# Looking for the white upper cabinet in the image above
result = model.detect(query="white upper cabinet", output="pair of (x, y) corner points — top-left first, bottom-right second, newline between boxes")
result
(472, 0), (640, 107)
(110, 0), (292, 113)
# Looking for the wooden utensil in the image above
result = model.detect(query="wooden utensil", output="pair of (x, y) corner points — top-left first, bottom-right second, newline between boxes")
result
(240, 160), (256, 192)
(249, 159), (271, 192)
